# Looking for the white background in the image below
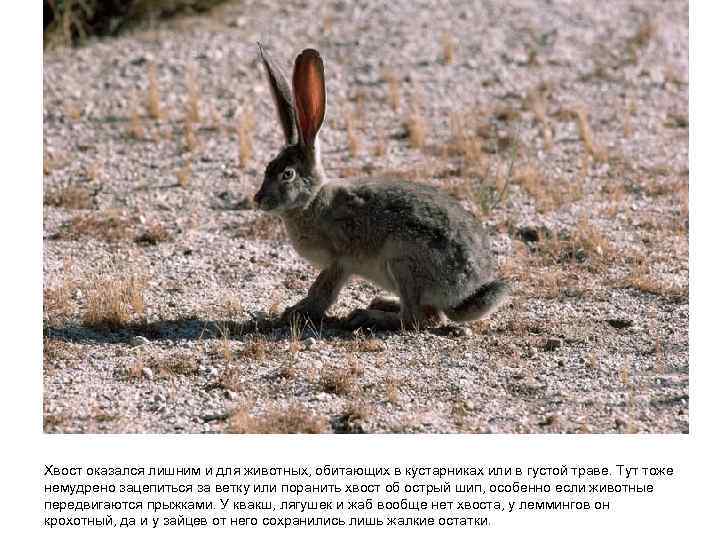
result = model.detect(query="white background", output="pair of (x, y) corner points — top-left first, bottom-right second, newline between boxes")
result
(2, 2), (716, 538)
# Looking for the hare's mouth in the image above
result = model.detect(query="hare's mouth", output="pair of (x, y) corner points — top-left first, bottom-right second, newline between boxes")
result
(254, 194), (281, 213)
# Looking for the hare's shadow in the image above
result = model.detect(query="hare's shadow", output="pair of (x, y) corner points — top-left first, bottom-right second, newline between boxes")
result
(44, 313), (461, 346)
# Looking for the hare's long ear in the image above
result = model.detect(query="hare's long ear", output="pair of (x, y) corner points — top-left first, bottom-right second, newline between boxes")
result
(258, 42), (297, 145)
(292, 49), (326, 153)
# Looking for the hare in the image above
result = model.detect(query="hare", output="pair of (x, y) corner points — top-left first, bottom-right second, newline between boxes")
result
(254, 44), (510, 330)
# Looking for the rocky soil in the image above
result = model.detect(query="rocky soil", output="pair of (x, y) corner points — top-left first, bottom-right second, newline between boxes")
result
(43, 0), (689, 433)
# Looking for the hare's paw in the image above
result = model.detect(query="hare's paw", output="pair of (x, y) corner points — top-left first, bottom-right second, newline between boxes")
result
(346, 309), (401, 331)
(367, 295), (401, 313)
(281, 299), (325, 324)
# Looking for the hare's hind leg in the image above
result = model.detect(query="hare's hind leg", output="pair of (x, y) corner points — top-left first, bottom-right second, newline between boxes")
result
(281, 263), (349, 323)
(347, 260), (432, 331)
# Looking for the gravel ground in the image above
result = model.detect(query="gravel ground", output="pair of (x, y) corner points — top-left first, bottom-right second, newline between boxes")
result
(43, 0), (688, 433)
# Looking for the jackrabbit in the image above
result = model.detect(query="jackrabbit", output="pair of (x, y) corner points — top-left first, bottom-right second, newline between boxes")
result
(254, 44), (510, 330)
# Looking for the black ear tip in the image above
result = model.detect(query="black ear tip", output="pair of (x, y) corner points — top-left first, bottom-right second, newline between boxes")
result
(298, 48), (322, 61)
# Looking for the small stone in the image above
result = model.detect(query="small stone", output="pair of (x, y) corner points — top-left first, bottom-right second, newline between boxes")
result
(224, 389), (237, 400)
(153, 393), (164, 402)
(606, 318), (633, 330)
(202, 366), (219, 377)
(130, 336), (150, 347)
(303, 337), (317, 350)
(464, 400), (475, 410)
(544, 337), (563, 352)
(141, 367), (154, 380)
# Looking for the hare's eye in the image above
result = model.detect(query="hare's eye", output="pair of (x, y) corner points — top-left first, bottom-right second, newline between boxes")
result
(281, 168), (295, 181)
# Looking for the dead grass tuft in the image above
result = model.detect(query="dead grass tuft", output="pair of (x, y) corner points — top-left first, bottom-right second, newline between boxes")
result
(147, 62), (163, 120)
(405, 99), (427, 149)
(135, 222), (171, 245)
(83, 274), (147, 329)
(382, 68), (401, 112)
(55, 210), (135, 242)
(385, 377), (400, 404)
(237, 109), (255, 168)
(526, 87), (554, 149)
(228, 404), (328, 434)
(619, 264), (688, 302)
(345, 107), (361, 157)
(574, 108), (607, 162)
(343, 336), (386, 353)
(150, 354), (199, 378)
(128, 97), (145, 140)
(185, 66), (201, 124)
(441, 32), (456, 64)
(44, 284), (74, 323)
(320, 358), (363, 396)
(44, 183), (94, 209)
(513, 161), (582, 212)
(176, 161), (192, 188)
(184, 115), (198, 151)
(240, 335), (268, 362)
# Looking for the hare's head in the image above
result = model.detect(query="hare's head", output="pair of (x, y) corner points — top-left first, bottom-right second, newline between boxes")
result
(254, 45), (326, 213)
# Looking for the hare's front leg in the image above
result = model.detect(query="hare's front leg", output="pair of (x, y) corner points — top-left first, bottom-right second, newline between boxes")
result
(281, 263), (349, 323)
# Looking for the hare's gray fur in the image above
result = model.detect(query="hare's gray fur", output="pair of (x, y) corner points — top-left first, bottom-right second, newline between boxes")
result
(254, 45), (510, 330)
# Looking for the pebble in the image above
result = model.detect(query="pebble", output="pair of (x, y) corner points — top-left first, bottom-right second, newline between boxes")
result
(544, 338), (563, 352)
(303, 337), (317, 350)
(141, 367), (154, 380)
(202, 366), (219, 377)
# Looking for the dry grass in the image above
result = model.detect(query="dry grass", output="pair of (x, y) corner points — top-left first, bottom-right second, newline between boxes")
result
(405, 96), (427, 149)
(83, 274), (147, 329)
(149, 354), (199, 378)
(240, 335), (268, 362)
(526, 87), (553, 149)
(237, 109), (255, 168)
(345, 107), (361, 157)
(446, 111), (488, 169)
(128, 98), (145, 140)
(184, 115), (198, 151)
(64, 102), (82, 121)
(382, 68), (401, 112)
(176, 161), (191, 188)
(441, 32), (456, 64)
(334, 401), (369, 433)
(574, 108), (607, 161)
(526, 217), (612, 270)
(343, 336), (387, 353)
(320, 358), (363, 396)
(626, 16), (657, 63)
(385, 377), (400, 404)
(44, 183), (94, 209)
(216, 324), (234, 363)
(619, 264), (687, 302)
(147, 62), (163, 120)
(55, 210), (135, 242)
(372, 131), (388, 157)
(135, 222), (171, 245)
(185, 66), (200, 124)
(44, 284), (74, 323)
(228, 404), (328, 433)
(513, 161), (582, 213)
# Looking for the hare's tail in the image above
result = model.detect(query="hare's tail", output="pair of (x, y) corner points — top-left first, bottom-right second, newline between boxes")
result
(445, 280), (510, 322)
